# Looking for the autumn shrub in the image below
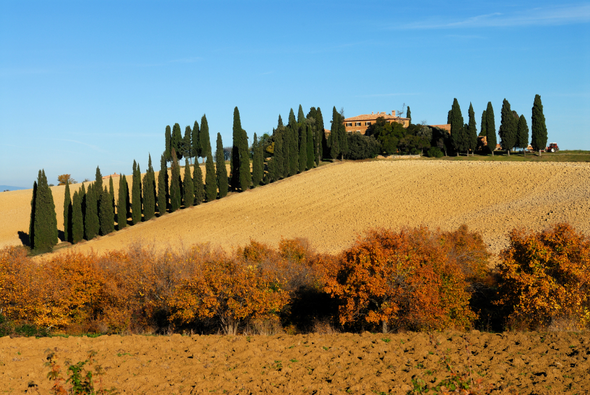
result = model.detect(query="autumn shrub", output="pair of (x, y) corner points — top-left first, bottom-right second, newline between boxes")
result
(324, 226), (491, 332)
(169, 244), (290, 334)
(497, 223), (590, 331)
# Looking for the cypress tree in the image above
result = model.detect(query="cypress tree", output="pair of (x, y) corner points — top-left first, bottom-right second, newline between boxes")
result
(275, 129), (285, 179)
(215, 133), (228, 199)
(183, 125), (192, 160)
(239, 126), (251, 191)
(466, 103), (478, 155)
(158, 154), (168, 215)
(329, 107), (341, 160)
(485, 102), (497, 156)
(131, 160), (142, 224)
(338, 109), (348, 160)
(194, 161), (205, 204)
(192, 120), (201, 162)
(297, 105), (305, 124)
(200, 114), (212, 159)
(72, 190), (84, 244)
(143, 155), (157, 220)
(406, 106), (412, 124)
(29, 180), (37, 248)
(480, 109), (487, 136)
(449, 98), (465, 155)
(63, 180), (72, 243)
(95, 166), (103, 221)
(205, 155), (217, 201)
(315, 107), (325, 164)
(306, 122), (314, 169)
(299, 123), (307, 172)
(252, 133), (264, 186)
(287, 109), (299, 174)
(516, 115), (530, 155)
(170, 149), (181, 212)
(109, 176), (115, 223)
(499, 99), (518, 155)
(531, 94), (548, 155)
(84, 183), (99, 240)
(183, 158), (194, 207)
(230, 107), (241, 190)
(165, 125), (172, 162)
(118, 174), (128, 229)
(80, 184), (87, 237)
(99, 187), (114, 235)
(171, 123), (184, 161)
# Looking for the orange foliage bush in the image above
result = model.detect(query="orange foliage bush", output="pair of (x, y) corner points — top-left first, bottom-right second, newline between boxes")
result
(324, 226), (490, 332)
(497, 223), (590, 330)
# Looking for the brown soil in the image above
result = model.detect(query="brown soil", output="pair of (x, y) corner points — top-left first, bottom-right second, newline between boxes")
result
(2, 160), (589, 256)
(2, 331), (589, 394)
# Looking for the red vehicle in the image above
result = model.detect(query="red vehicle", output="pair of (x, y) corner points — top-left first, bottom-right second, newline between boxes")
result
(546, 142), (559, 153)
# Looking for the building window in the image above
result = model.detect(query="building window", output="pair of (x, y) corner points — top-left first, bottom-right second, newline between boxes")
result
(346, 122), (353, 127)
(355, 122), (362, 126)
(365, 121), (371, 126)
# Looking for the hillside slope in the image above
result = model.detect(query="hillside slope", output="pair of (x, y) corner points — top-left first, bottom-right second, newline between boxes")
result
(2, 160), (589, 256)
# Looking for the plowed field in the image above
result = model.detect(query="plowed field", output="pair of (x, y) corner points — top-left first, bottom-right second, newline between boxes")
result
(2, 331), (589, 394)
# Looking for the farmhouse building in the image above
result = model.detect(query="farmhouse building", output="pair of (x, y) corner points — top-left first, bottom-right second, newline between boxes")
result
(343, 111), (410, 135)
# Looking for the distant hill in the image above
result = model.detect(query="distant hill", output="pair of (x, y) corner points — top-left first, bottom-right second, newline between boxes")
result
(1, 185), (27, 192)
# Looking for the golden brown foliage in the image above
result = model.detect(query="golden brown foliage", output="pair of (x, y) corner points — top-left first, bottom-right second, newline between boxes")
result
(497, 223), (590, 330)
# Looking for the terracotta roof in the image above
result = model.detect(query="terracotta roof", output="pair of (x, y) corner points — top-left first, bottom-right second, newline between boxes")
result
(344, 112), (409, 122)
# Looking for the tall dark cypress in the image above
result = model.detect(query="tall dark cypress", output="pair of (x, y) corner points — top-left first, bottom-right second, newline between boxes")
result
(99, 187), (114, 235)
(449, 98), (465, 155)
(287, 109), (299, 174)
(516, 115), (530, 154)
(29, 181), (37, 248)
(252, 133), (264, 186)
(117, 174), (128, 229)
(79, 184), (87, 237)
(531, 94), (548, 155)
(485, 102), (497, 155)
(480, 109), (487, 136)
(329, 107), (341, 160)
(306, 122), (314, 169)
(273, 129), (285, 180)
(183, 125), (192, 160)
(200, 114), (212, 159)
(239, 125), (251, 191)
(165, 125), (172, 162)
(183, 159), (194, 207)
(193, 161), (205, 204)
(158, 154), (168, 215)
(192, 120), (201, 162)
(84, 183), (99, 240)
(315, 107), (326, 164)
(215, 133), (228, 199)
(63, 181), (72, 243)
(466, 103), (478, 155)
(299, 123), (307, 172)
(143, 155), (157, 220)
(108, 176), (115, 223)
(230, 107), (241, 190)
(170, 149), (181, 212)
(337, 109), (348, 160)
(205, 155), (217, 201)
(95, 166), (103, 221)
(72, 190), (84, 243)
(171, 123), (184, 161)
(406, 106), (412, 124)
(131, 160), (142, 224)
(499, 99), (518, 155)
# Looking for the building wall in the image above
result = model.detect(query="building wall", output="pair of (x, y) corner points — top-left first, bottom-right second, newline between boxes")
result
(343, 111), (410, 135)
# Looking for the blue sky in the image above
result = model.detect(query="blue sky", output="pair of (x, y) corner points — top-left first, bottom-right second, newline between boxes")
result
(1, 0), (589, 188)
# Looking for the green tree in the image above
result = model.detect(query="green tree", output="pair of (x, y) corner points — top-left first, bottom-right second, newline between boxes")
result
(29, 170), (58, 251)
(485, 102), (497, 156)
(205, 155), (217, 201)
(183, 125), (192, 160)
(108, 176), (115, 224)
(531, 94), (548, 155)
(230, 107), (251, 191)
(183, 159), (194, 207)
(158, 154), (168, 215)
(215, 133), (228, 199)
(338, 109), (349, 159)
(63, 181), (72, 243)
(315, 107), (326, 163)
(252, 133), (264, 186)
(99, 187), (114, 235)
(287, 109), (299, 175)
(271, 128), (284, 181)
(131, 160), (142, 224)
(170, 149), (182, 212)
(84, 183), (99, 240)
(406, 106), (412, 124)
(193, 161), (205, 204)
(118, 174), (128, 229)
(192, 120), (201, 162)
(171, 123), (184, 161)
(298, 123), (307, 172)
(306, 121), (314, 169)
(480, 109), (487, 137)
(72, 190), (84, 244)
(499, 99), (518, 155)
(165, 125), (172, 162)
(143, 155), (157, 221)
(516, 115), (530, 155)
(466, 103), (478, 155)
(329, 107), (341, 160)
(449, 98), (466, 155)
(200, 114), (212, 159)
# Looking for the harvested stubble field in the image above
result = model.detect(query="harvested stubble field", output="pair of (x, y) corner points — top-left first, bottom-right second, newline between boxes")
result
(2, 160), (590, 394)
(1, 331), (590, 394)
(2, 160), (589, 256)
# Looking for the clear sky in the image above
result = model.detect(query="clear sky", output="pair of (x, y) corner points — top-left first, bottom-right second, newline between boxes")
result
(1, 0), (589, 188)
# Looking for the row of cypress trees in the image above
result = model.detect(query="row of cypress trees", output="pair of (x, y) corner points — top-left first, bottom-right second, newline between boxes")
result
(448, 94), (548, 156)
